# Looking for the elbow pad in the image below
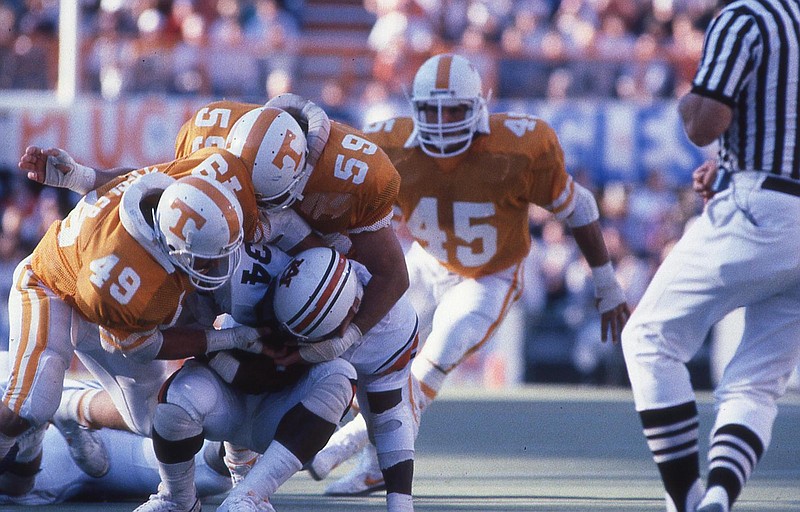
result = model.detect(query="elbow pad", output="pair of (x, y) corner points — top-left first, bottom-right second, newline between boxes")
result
(565, 183), (600, 228)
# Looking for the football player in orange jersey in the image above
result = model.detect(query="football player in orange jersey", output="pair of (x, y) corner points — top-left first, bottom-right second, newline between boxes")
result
(0, 171), (279, 496)
(304, 53), (631, 496)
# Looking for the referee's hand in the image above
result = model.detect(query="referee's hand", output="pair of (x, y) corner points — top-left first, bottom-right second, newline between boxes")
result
(692, 159), (718, 203)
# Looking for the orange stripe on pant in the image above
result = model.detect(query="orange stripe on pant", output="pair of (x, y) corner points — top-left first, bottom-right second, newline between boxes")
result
(5, 262), (51, 415)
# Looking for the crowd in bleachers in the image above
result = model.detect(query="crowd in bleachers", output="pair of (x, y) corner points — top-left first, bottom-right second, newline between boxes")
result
(1, 0), (718, 100)
(0, 0), (718, 386)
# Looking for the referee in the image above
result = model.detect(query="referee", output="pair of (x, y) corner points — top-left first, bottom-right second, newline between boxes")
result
(620, 1), (800, 511)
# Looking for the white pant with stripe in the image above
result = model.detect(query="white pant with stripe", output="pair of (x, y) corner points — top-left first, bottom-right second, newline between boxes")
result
(622, 171), (800, 448)
(3, 256), (170, 435)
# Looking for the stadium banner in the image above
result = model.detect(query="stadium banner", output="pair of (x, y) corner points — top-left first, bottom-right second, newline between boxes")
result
(0, 96), (710, 184)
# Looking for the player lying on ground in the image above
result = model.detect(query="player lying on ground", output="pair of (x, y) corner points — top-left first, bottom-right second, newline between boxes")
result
(0, 379), (231, 506)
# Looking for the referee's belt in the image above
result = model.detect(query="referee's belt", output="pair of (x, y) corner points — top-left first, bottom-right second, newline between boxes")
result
(715, 170), (800, 198)
(761, 175), (800, 197)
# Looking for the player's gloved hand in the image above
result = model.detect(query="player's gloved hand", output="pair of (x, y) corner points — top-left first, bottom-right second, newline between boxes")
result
(205, 326), (268, 354)
(19, 146), (96, 194)
(591, 262), (630, 344)
(298, 324), (363, 364)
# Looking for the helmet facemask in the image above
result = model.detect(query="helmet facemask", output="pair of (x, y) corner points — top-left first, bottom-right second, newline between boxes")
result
(155, 220), (243, 291)
(410, 53), (489, 158)
(412, 97), (485, 158)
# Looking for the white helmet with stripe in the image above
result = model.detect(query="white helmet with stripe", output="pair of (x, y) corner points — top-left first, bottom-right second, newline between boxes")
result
(155, 175), (244, 291)
(272, 247), (363, 342)
(411, 53), (489, 158)
(225, 106), (309, 214)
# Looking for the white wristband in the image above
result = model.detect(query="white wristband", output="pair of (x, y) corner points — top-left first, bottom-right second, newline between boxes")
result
(45, 149), (96, 194)
(299, 324), (362, 363)
(205, 326), (263, 354)
(208, 351), (241, 383)
(591, 262), (626, 313)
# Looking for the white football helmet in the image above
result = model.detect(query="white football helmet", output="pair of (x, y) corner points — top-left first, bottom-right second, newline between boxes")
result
(272, 247), (363, 342)
(225, 106), (309, 215)
(155, 175), (244, 291)
(410, 53), (488, 158)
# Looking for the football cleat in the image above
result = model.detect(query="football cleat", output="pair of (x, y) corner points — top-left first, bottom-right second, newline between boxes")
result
(696, 486), (729, 512)
(52, 417), (110, 478)
(324, 444), (385, 496)
(307, 417), (369, 481)
(0, 453), (40, 497)
(696, 505), (725, 512)
(133, 492), (201, 512)
(0, 425), (46, 496)
(217, 491), (276, 512)
(666, 479), (704, 512)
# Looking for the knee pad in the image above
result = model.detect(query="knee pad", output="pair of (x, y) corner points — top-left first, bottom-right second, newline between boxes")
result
(153, 402), (202, 442)
(369, 398), (414, 469)
(152, 402), (204, 464)
(302, 361), (356, 424)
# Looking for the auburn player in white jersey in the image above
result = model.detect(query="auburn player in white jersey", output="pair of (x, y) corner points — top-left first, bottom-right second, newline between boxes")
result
(0, 169), (270, 497)
(0, 379), (232, 506)
(135, 243), (417, 512)
(153, 98), (416, 512)
(304, 53), (631, 495)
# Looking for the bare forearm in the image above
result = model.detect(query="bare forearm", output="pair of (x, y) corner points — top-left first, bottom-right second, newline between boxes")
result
(350, 226), (409, 334)
(678, 93), (733, 147)
(155, 327), (207, 360)
(570, 221), (610, 267)
(352, 272), (408, 334)
(93, 167), (136, 189)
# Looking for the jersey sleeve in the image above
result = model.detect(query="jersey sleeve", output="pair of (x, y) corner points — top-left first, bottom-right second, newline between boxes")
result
(516, 118), (573, 219)
(691, 7), (761, 107)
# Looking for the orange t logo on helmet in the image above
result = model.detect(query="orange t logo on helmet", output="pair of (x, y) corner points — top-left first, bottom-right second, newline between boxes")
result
(273, 129), (304, 173)
(167, 197), (206, 242)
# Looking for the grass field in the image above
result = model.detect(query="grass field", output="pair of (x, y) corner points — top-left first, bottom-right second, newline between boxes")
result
(2, 385), (799, 512)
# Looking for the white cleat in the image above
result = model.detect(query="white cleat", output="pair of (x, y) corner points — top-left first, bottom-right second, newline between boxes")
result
(52, 418), (109, 478)
(666, 479), (705, 512)
(307, 415), (369, 481)
(133, 492), (201, 512)
(216, 491), (276, 512)
(324, 445), (385, 496)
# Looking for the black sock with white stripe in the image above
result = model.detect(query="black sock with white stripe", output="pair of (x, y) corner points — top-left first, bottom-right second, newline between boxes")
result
(706, 423), (764, 509)
(639, 401), (700, 512)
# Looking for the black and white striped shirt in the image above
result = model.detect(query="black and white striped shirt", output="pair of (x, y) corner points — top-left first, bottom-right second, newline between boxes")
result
(692, 0), (799, 179)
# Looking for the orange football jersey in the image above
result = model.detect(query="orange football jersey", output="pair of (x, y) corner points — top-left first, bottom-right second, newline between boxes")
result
(98, 147), (261, 243)
(364, 113), (573, 278)
(297, 120), (400, 235)
(31, 170), (192, 348)
(174, 100), (260, 159)
(177, 102), (399, 236)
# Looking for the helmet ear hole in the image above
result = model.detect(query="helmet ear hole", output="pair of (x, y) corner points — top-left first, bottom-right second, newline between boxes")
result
(272, 247), (363, 342)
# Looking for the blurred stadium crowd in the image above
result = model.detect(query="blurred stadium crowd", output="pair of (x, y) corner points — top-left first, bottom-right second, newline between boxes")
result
(0, 0), (719, 387)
